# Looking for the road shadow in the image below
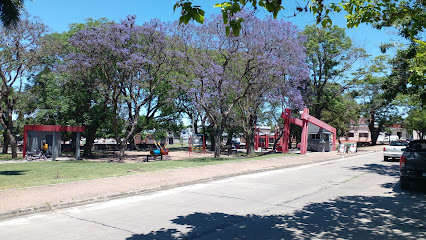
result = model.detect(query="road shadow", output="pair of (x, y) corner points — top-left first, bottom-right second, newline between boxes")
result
(0, 170), (29, 175)
(349, 162), (426, 193)
(348, 163), (400, 177)
(126, 188), (426, 240)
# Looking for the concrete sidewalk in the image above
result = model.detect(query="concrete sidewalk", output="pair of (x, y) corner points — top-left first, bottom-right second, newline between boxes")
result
(0, 146), (383, 220)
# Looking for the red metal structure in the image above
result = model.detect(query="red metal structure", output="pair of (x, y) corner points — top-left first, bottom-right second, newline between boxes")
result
(188, 134), (206, 156)
(254, 129), (281, 151)
(23, 125), (85, 159)
(282, 108), (336, 154)
(255, 132), (270, 150)
(254, 108), (336, 155)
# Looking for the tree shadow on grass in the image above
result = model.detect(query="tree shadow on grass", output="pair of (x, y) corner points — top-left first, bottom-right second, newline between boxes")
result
(186, 157), (229, 163)
(0, 170), (29, 175)
(126, 187), (426, 240)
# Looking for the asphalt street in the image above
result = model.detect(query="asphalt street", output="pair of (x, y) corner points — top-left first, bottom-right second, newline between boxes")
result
(1, 151), (425, 239)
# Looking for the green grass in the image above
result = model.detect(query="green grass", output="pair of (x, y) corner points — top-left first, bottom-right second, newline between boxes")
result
(0, 153), (24, 161)
(0, 152), (295, 190)
(166, 143), (190, 149)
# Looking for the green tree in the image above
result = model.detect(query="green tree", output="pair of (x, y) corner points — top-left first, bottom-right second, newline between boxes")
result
(174, 0), (425, 39)
(405, 108), (426, 140)
(0, 0), (23, 28)
(62, 17), (182, 161)
(369, 0), (425, 101)
(408, 39), (426, 86)
(235, 90), (263, 156)
(320, 84), (360, 143)
(382, 44), (425, 108)
(353, 56), (401, 145)
(302, 24), (366, 120)
(131, 80), (186, 150)
(0, 14), (47, 158)
(176, 1), (425, 99)
(23, 18), (114, 157)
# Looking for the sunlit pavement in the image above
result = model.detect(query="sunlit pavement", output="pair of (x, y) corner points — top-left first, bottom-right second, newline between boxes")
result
(1, 151), (424, 239)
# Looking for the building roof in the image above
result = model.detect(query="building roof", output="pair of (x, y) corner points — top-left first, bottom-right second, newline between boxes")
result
(24, 125), (85, 132)
(308, 123), (332, 134)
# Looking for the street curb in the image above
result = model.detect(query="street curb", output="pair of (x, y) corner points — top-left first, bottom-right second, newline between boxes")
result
(0, 150), (380, 221)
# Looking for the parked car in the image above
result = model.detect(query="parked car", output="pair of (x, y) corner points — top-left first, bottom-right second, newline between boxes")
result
(231, 140), (241, 149)
(383, 140), (409, 161)
(400, 140), (426, 190)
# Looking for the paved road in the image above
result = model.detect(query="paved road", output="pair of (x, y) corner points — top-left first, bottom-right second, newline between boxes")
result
(1, 152), (425, 239)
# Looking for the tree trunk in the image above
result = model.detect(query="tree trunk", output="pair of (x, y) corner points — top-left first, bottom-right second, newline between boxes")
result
(370, 131), (379, 145)
(70, 132), (77, 151)
(83, 126), (98, 157)
(336, 129), (342, 144)
(2, 130), (8, 154)
(368, 125), (377, 146)
(314, 106), (322, 120)
(245, 114), (256, 156)
(6, 128), (17, 158)
(118, 140), (126, 162)
(116, 113), (139, 162)
(193, 120), (199, 134)
(273, 129), (284, 151)
(226, 129), (233, 146)
(201, 118), (207, 148)
(214, 128), (222, 158)
(209, 129), (215, 151)
(368, 112), (383, 146)
(6, 110), (17, 158)
(245, 130), (255, 156)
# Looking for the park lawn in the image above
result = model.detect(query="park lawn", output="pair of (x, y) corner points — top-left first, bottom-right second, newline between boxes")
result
(0, 153), (295, 190)
(0, 153), (24, 161)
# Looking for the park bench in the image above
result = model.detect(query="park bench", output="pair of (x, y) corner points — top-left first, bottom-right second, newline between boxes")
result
(220, 145), (238, 156)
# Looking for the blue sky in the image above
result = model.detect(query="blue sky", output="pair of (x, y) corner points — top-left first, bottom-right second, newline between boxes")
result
(25, 0), (406, 58)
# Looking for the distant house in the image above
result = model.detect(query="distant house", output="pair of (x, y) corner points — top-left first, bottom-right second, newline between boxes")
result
(180, 128), (193, 142)
(339, 118), (412, 144)
(387, 124), (411, 140)
(93, 138), (119, 151)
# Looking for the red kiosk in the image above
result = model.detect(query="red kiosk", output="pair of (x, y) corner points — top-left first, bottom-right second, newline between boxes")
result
(23, 125), (85, 160)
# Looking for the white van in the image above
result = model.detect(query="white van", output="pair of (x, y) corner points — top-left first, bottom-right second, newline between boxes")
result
(383, 135), (399, 144)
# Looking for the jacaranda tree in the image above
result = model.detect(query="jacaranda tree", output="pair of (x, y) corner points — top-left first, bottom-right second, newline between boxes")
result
(175, 12), (307, 157)
(234, 14), (308, 155)
(62, 16), (180, 160)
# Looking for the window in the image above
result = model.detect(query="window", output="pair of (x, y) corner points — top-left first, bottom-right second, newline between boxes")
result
(347, 133), (354, 137)
(359, 133), (369, 138)
(324, 134), (329, 141)
(310, 134), (321, 140)
(390, 141), (408, 146)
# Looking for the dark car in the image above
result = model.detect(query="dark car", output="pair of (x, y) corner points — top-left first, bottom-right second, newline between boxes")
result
(399, 140), (426, 190)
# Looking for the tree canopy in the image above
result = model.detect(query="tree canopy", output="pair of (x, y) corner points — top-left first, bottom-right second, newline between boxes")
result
(174, 0), (425, 39)
(0, 0), (23, 28)
(0, 4), (423, 159)
(174, 12), (308, 157)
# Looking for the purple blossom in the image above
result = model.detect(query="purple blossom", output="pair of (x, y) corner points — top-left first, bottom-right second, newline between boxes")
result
(175, 11), (308, 122)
